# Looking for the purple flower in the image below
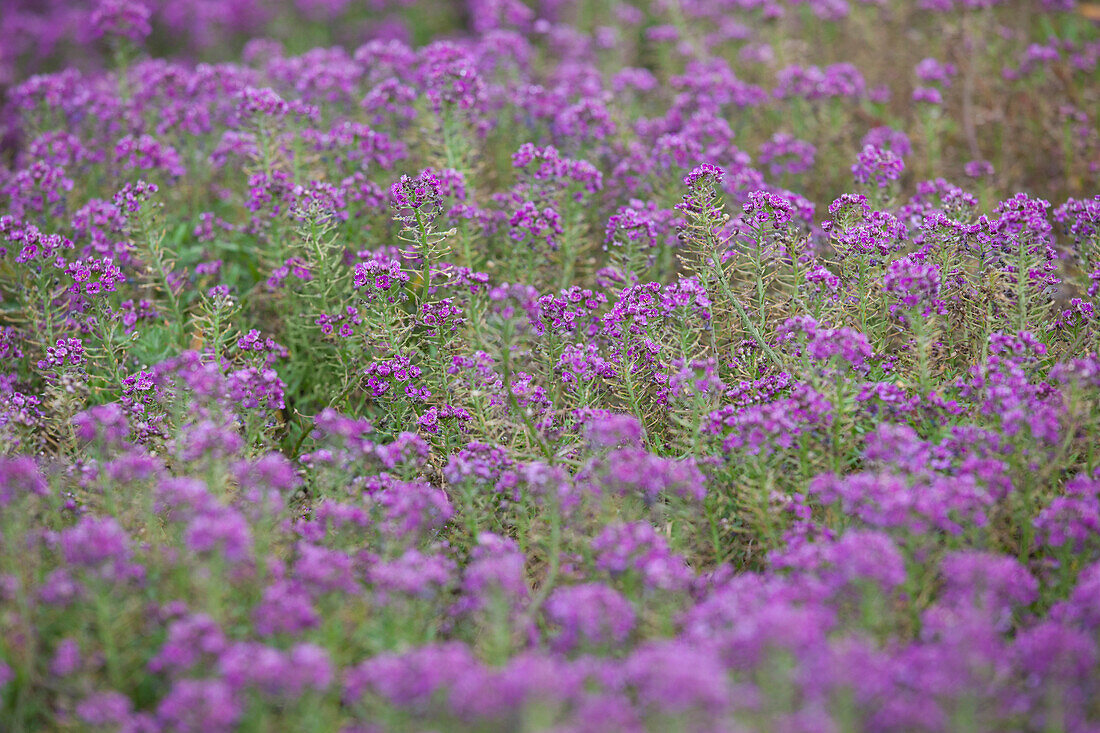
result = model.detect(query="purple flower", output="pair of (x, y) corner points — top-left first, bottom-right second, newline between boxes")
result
(368, 549), (455, 600)
(391, 169), (443, 227)
(591, 522), (693, 591)
(76, 691), (133, 727)
(604, 201), (668, 252)
(50, 638), (81, 677)
(779, 316), (873, 368)
(741, 190), (796, 231)
(353, 259), (409, 298)
(419, 41), (485, 114)
(862, 126), (912, 157)
(616, 641), (735, 717)
(443, 442), (518, 496)
(1052, 561), (1100, 631)
(114, 134), (185, 177)
(60, 516), (141, 582)
(706, 383), (835, 458)
(1054, 195), (1100, 246)
(883, 255), (943, 315)
(1034, 472), (1100, 552)
(584, 413), (643, 449)
(759, 133), (816, 177)
(345, 643), (478, 708)
(512, 143), (603, 200)
(460, 533), (529, 611)
(915, 57), (958, 85)
(0, 455), (48, 507)
(90, 0), (151, 42)
(810, 470), (998, 536)
(252, 581), (320, 637)
(913, 86), (944, 105)
(64, 257), (124, 298)
(682, 163), (724, 191)
(149, 613), (227, 676)
(218, 642), (333, 699)
(156, 679), (241, 733)
(582, 448), (707, 503)
(293, 542), (359, 596)
(964, 160), (995, 179)
(508, 200), (563, 250)
(771, 529), (908, 596)
(852, 145), (905, 188)
(546, 583), (635, 652)
(938, 551), (1037, 629)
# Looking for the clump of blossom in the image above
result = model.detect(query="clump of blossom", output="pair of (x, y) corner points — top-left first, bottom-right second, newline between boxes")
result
(805, 265), (843, 304)
(90, 0), (151, 42)
(677, 163), (725, 219)
(5, 222), (73, 264)
(442, 442), (517, 496)
(114, 135), (186, 178)
(810, 470), (1000, 536)
(774, 63), (867, 100)
(584, 413), (644, 449)
(759, 133), (816, 177)
(353, 260), (409, 301)
(362, 354), (428, 401)
(420, 299), (464, 336)
(315, 308), (362, 339)
(666, 358), (725, 400)
(779, 316), (873, 369)
(37, 338), (85, 370)
(508, 200), (563, 250)
(589, 448), (707, 504)
(916, 57), (957, 85)
(533, 287), (606, 336)
(459, 532), (529, 612)
(368, 549), (455, 602)
(72, 403), (129, 446)
(545, 583), (636, 652)
(591, 522), (693, 591)
(419, 42), (486, 114)
(604, 201), (666, 253)
(487, 282), (539, 327)
(705, 383), (835, 458)
(770, 529), (909, 598)
(390, 169), (443, 227)
(852, 145), (905, 188)
(965, 160), (995, 179)
(883, 255), (945, 317)
(64, 257), (124, 298)
(237, 87), (290, 120)
(862, 126), (912, 157)
(512, 143), (603, 201)
(1034, 472), (1100, 553)
(556, 343), (617, 387)
(235, 330), (288, 367)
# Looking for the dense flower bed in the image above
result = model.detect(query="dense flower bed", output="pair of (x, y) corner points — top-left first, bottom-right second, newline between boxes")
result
(3, 0), (1100, 730)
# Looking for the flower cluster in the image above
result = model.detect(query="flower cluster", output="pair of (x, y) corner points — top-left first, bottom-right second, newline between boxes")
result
(419, 299), (464, 336)
(883, 255), (944, 316)
(37, 338), (85, 370)
(362, 354), (428, 401)
(90, 0), (152, 43)
(390, 169), (443, 227)
(353, 260), (409, 301)
(852, 145), (905, 188)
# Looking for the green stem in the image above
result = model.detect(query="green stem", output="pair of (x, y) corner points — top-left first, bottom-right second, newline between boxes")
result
(715, 266), (783, 370)
(501, 325), (553, 461)
(520, 503), (562, 625)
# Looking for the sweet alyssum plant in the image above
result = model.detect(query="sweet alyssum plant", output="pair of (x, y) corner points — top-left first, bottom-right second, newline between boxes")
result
(3, 0), (1100, 731)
